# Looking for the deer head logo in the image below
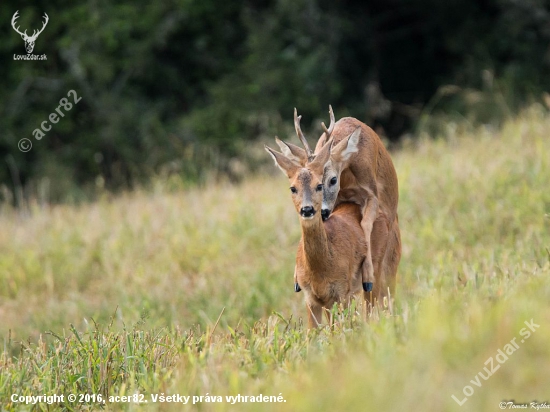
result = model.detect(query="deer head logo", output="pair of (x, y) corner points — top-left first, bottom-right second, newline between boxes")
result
(11, 10), (49, 54)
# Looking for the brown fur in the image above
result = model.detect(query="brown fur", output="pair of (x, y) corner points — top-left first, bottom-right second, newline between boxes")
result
(295, 202), (368, 327)
(276, 112), (401, 304)
(265, 142), (370, 327)
(313, 117), (401, 303)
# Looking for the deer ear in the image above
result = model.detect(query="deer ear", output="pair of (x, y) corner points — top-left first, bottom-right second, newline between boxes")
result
(275, 137), (307, 165)
(308, 138), (332, 174)
(331, 127), (361, 163)
(265, 145), (300, 178)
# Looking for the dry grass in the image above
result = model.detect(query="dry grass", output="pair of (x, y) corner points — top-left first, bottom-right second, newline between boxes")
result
(1, 106), (549, 411)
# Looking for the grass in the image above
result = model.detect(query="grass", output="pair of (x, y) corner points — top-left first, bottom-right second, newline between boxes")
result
(1, 105), (550, 411)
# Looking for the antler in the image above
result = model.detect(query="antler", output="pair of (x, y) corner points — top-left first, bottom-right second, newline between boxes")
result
(11, 11), (27, 37)
(321, 105), (335, 139)
(294, 108), (313, 160)
(29, 13), (49, 40)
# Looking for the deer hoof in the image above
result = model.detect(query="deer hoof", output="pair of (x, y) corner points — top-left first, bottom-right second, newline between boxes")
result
(363, 282), (373, 292)
(294, 283), (301, 292)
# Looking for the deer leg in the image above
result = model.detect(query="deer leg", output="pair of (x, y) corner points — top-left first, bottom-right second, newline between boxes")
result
(380, 217), (401, 299)
(369, 212), (390, 297)
(294, 265), (301, 292)
(361, 258), (376, 310)
(307, 303), (323, 328)
(360, 195), (379, 291)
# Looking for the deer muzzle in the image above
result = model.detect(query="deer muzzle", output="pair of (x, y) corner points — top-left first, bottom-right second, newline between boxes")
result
(300, 206), (316, 219)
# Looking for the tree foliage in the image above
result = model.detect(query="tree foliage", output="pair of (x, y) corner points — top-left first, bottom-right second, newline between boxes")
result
(1, 0), (549, 201)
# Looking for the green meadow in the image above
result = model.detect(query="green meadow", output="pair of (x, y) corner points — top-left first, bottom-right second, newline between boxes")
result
(1, 106), (549, 411)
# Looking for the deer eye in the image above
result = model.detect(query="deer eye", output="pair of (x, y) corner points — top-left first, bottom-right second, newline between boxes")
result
(316, 184), (323, 192)
(290, 187), (297, 194)
(330, 177), (337, 186)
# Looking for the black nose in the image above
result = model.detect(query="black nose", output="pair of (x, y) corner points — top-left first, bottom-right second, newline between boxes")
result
(300, 206), (315, 218)
(321, 209), (330, 221)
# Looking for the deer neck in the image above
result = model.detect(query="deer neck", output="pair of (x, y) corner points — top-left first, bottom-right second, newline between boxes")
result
(300, 215), (331, 272)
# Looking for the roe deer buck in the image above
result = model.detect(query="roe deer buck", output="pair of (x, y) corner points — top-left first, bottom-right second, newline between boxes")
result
(265, 141), (371, 327)
(276, 106), (401, 303)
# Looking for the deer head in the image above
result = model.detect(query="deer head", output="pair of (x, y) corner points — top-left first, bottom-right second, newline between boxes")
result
(265, 139), (332, 223)
(11, 11), (49, 54)
(274, 106), (340, 220)
(319, 127), (361, 220)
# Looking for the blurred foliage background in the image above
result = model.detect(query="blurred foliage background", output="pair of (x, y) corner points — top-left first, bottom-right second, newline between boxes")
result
(1, 0), (549, 203)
